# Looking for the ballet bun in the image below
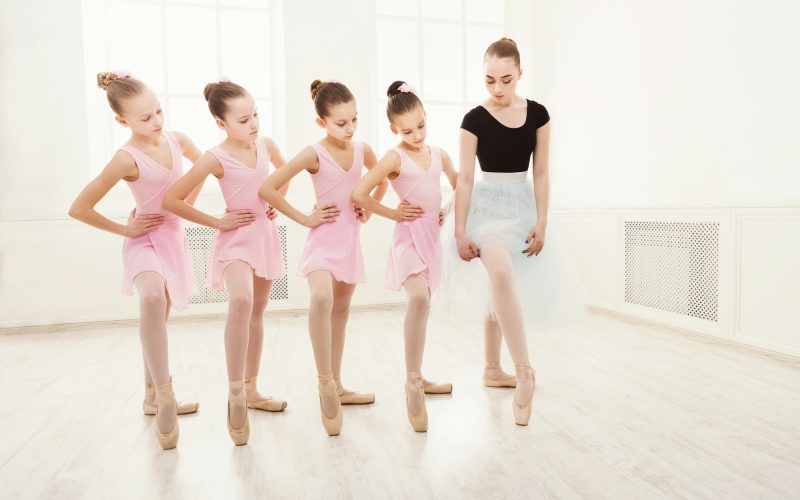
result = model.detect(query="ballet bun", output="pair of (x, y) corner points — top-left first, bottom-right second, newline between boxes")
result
(203, 82), (217, 102)
(484, 37), (521, 66)
(96, 72), (115, 91)
(499, 37), (517, 47)
(96, 70), (145, 115)
(204, 80), (248, 119)
(310, 79), (324, 101)
(387, 80), (405, 98)
(311, 80), (354, 118)
(385, 80), (422, 121)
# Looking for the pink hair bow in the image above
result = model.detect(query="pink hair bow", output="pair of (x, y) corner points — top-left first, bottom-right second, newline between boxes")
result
(219, 75), (232, 83)
(111, 69), (131, 79)
(398, 83), (416, 94)
(328, 79), (341, 84)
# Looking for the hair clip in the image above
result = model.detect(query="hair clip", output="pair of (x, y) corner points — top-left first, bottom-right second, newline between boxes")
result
(397, 83), (416, 94)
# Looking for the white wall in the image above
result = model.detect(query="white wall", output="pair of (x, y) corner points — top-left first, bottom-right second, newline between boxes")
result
(2, 0), (540, 326)
(0, 0), (90, 221)
(4, 0), (797, 360)
(531, 0), (800, 209)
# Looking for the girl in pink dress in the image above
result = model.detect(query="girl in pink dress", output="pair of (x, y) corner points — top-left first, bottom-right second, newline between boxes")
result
(352, 81), (458, 432)
(69, 72), (201, 450)
(260, 80), (387, 436)
(163, 80), (288, 446)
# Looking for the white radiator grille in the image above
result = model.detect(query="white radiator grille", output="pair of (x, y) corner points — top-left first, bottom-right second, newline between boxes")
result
(624, 221), (719, 322)
(185, 225), (289, 304)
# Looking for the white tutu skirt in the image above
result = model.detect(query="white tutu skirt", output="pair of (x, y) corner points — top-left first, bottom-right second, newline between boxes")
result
(436, 172), (588, 333)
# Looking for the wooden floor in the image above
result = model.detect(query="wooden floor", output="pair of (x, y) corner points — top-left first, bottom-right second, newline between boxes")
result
(1, 307), (799, 500)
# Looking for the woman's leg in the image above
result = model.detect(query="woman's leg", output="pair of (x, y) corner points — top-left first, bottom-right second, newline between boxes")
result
(483, 314), (516, 387)
(484, 315), (503, 364)
(479, 247), (534, 407)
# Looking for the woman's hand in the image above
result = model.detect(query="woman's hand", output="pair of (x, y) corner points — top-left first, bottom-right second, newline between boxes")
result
(456, 233), (480, 261)
(523, 223), (546, 257)
(305, 203), (340, 228)
(266, 205), (278, 220)
(217, 209), (256, 231)
(125, 210), (164, 237)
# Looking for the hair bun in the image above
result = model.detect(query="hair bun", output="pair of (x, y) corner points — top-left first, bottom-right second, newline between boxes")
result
(500, 37), (517, 46)
(387, 80), (406, 98)
(310, 79), (324, 100)
(96, 72), (116, 91)
(203, 82), (218, 102)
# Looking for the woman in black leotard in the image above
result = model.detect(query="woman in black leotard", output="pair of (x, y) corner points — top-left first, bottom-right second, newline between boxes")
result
(440, 38), (587, 426)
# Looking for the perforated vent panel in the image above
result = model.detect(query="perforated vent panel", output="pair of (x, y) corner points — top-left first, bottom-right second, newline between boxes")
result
(185, 225), (289, 304)
(624, 221), (719, 322)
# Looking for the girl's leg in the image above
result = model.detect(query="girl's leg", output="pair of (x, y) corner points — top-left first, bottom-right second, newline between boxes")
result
(307, 270), (335, 406)
(478, 247), (534, 408)
(307, 271), (342, 434)
(223, 261), (255, 429)
(331, 279), (374, 404)
(244, 277), (272, 380)
(402, 274), (430, 414)
(143, 354), (154, 403)
(307, 271), (334, 376)
(243, 277), (286, 410)
(330, 279), (355, 379)
(133, 271), (173, 433)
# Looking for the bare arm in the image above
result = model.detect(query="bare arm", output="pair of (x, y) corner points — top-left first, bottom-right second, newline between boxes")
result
(162, 152), (255, 230)
(259, 146), (340, 228)
(441, 149), (458, 191)
(524, 123), (551, 257)
(531, 123), (550, 227)
(455, 130), (477, 236)
(68, 151), (163, 237)
(174, 131), (205, 206)
(362, 143), (388, 203)
(265, 137), (290, 197)
(454, 129), (480, 260)
(352, 151), (408, 221)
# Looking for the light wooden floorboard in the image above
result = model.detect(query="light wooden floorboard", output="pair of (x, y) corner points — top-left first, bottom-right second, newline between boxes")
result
(1, 308), (799, 499)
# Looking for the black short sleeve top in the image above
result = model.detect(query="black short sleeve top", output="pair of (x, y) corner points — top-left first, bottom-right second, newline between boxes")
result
(460, 99), (550, 173)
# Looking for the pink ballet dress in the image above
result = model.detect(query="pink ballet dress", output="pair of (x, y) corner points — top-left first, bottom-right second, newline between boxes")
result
(207, 138), (285, 290)
(384, 147), (443, 291)
(297, 141), (366, 284)
(120, 131), (197, 310)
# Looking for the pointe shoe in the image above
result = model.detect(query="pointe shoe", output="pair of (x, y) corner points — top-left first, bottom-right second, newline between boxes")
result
(405, 373), (428, 432)
(227, 380), (250, 446)
(319, 375), (343, 436)
(334, 378), (375, 405)
(512, 364), (536, 426)
(154, 381), (179, 450)
(143, 381), (200, 415)
(244, 377), (287, 412)
(422, 378), (453, 394)
(482, 362), (517, 388)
